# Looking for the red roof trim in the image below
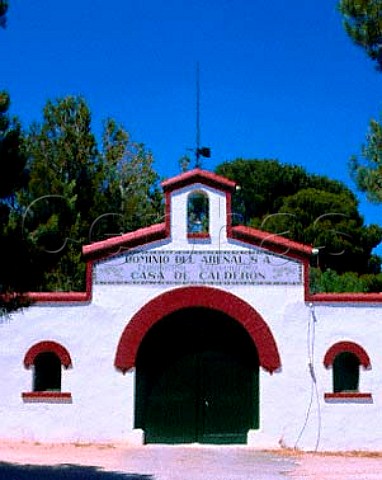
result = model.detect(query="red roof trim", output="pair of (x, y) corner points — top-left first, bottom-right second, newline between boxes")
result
(82, 223), (167, 261)
(165, 191), (171, 238)
(0, 263), (93, 305)
(228, 226), (381, 302)
(30, 262), (92, 304)
(306, 292), (382, 303)
(226, 192), (233, 237)
(323, 341), (371, 369)
(230, 225), (312, 260)
(114, 286), (281, 374)
(3, 164), (379, 305)
(24, 341), (73, 369)
(27, 292), (89, 302)
(161, 168), (236, 193)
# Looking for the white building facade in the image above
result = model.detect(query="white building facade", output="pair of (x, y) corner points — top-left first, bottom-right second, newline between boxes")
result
(1, 169), (382, 451)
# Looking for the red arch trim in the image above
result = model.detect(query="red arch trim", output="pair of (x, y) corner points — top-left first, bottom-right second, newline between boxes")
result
(323, 341), (371, 369)
(24, 341), (72, 369)
(115, 286), (281, 374)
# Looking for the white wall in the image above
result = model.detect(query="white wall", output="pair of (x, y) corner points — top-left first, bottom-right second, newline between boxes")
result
(0, 302), (138, 443)
(1, 183), (382, 450)
(4, 284), (382, 450)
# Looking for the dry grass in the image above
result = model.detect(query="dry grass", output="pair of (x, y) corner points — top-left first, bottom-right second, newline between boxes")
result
(72, 442), (115, 449)
(263, 447), (382, 458)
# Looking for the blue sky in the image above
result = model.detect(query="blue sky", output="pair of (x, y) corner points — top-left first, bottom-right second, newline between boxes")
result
(2, 1), (381, 251)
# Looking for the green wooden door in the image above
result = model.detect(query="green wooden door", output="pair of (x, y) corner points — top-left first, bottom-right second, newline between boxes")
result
(199, 351), (259, 444)
(143, 353), (198, 443)
(135, 308), (259, 444)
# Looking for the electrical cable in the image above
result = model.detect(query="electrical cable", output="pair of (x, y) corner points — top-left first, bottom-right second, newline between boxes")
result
(294, 303), (321, 451)
(310, 306), (321, 452)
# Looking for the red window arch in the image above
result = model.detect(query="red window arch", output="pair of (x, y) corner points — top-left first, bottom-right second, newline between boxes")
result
(24, 341), (72, 369)
(323, 341), (371, 369)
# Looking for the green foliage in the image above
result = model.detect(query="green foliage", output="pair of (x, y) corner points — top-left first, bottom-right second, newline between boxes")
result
(216, 158), (382, 276)
(99, 118), (162, 233)
(179, 155), (191, 173)
(338, 0), (382, 70)
(0, 1), (7, 28)
(216, 158), (356, 224)
(350, 114), (382, 203)
(0, 92), (32, 313)
(19, 96), (163, 291)
(261, 187), (381, 273)
(18, 97), (96, 290)
(338, 1), (382, 233)
(310, 268), (382, 293)
(0, 92), (28, 199)
(0, 10), (33, 313)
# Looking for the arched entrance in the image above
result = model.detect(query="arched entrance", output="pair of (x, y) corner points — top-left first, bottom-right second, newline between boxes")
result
(114, 286), (281, 444)
(135, 307), (259, 443)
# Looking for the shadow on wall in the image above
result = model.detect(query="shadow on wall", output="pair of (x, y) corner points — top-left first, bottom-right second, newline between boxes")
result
(0, 462), (154, 480)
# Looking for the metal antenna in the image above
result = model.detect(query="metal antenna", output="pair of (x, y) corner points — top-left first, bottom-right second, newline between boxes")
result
(194, 62), (211, 169)
(195, 62), (201, 168)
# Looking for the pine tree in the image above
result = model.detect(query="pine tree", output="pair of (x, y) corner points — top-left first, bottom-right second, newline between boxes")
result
(0, 91), (30, 314)
(20, 96), (163, 291)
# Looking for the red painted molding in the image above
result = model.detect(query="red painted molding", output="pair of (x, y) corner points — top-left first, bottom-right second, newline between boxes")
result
(229, 225), (312, 260)
(324, 392), (372, 400)
(82, 223), (167, 261)
(8, 168), (380, 306)
(306, 292), (382, 303)
(187, 232), (210, 239)
(24, 341), (73, 369)
(165, 191), (171, 238)
(22, 392), (72, 402)
(323, 341), (371, 369)
(15, 262), (94, 304)
(85, 261), (93, 299)
(161, 168), (236, 194)
(114, 286), (281, 374)
(226, 191), (233, 237)
(304, 260), (311, 300)
(0, 263), (93, 305)
(27, 292), (90, 302)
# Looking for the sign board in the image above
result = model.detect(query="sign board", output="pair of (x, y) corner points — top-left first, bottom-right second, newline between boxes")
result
(94, 250), (302, 286)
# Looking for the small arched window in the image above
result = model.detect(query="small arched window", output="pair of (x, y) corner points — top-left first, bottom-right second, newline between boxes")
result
(323, 341), (372, 400)
(22, 341), (72, 401)
(187, 191), (209, 236)
(34, 352), (62, 392)
(333, 351), (359, 393)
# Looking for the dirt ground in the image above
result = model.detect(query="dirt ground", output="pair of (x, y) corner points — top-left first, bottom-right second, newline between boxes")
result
(286, 450), (382, 479)
(1, 442), (382, 479)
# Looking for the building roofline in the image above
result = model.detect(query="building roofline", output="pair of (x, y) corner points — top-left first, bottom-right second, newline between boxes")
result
(5, 166), (381, 305)
(82, 222), (167, 261)
(161, 168), (236, 193)
(230, 225), (313, 260)
(306, 292), (382, 304)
